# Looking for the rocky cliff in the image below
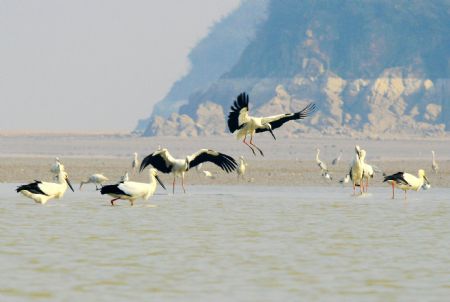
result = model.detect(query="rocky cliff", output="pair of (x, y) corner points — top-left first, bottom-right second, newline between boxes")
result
(143, 0), (450, 138)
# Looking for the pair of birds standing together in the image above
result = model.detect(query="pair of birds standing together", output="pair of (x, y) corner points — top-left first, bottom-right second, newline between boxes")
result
(347, 145), (430, 199)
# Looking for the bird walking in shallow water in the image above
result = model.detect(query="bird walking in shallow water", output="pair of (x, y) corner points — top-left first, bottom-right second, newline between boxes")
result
(132, 152), (139, 174)
(237, 156), (248, 180)
(80, 174), (109, 190)
(16, 170), (74, 204)
(100, 168), (165, 206)
(349, 146), (364, 195)
(383, 169), (429, 199)
(140, 148), (237, 194)
(431, 150), (439, 174)
(227, 92), (316, 156)
(316, 148), (332, 181)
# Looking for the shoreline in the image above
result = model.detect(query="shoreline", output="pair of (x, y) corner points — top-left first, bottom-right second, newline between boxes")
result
(0, 135), (448, 186)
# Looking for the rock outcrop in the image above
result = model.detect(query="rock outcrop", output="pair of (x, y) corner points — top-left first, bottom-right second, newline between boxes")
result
(142, 0), (450, 138)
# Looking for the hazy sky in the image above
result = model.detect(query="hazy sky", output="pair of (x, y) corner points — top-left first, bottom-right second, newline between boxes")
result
(0, 0), (241, 132)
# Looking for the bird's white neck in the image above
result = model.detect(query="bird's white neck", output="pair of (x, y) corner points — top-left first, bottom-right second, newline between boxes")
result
(316, 149), (320, 162)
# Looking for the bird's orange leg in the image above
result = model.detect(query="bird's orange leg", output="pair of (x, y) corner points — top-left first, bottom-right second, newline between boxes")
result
(243, 135), (256, 156)
(110, 198), (119, 206)
(391, 182), (395, 199)
(249, 134), (264, 156)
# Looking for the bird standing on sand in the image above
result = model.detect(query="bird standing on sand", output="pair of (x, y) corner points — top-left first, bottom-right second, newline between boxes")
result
(432, 150), (439, 174)
(140, 148), (237, 194)
(16, 170), (74, 204)
(80, 174), (109, 190)
(227, 92), (316, 156)
(101, 168), (165, 206)
(383, 169), (429, 199)
(132, 152), (139, 173)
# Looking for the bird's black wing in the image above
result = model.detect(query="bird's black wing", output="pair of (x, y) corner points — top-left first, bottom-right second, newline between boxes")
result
(139, 152), (173, 173)
(100, 184), (132, 196)
(188, 149), (237, 173)
(227, 92), (249, 133)
(256, 103), (317, 133)
(16, 181), (48, 195)
(383, 172), (408, 185)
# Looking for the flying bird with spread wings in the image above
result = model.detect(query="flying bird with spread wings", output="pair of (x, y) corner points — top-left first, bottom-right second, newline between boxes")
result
(227, 92), (316, 156)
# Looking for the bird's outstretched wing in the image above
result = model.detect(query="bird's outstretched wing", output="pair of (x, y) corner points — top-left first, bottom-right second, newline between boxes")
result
(383, 172), (409, 185)
(16, 181), (48, 195)
(227, 92), (249, 133)
(257, 103), (317, 133)
(140, 149), (174, 173)
(187, 149), (237, 173)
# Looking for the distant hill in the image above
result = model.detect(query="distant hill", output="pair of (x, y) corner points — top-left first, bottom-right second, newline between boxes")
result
(136, 0), (268, 133)
(142, 0), (450, 138)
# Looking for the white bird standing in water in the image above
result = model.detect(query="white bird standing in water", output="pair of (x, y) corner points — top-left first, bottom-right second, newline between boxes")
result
(132, 152), (139, 173)
(237, 156), (248, 180)
(100, 168), (166, 206)
(16, 170), (74, 204)
(227, 92), (316, 156)
(80, 174), (109, 190)
(316, 148), (332, 180)
(140, 148), (237, 193)
(349, 146), (364, 195)
(432, 150), (439, 174)
(383, 169), (429, 199)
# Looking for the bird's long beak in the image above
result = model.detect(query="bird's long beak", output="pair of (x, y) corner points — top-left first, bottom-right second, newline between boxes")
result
(424, 175), (429, 184)
(155, 175), (166, 190)
(269, 128), (276, 140)
(66, 178), (74, 192)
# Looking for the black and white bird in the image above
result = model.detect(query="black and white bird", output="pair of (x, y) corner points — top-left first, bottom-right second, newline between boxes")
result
(16, 170), (74, 204)
(227, 92), (316, 156)
(140, 148), (237, 193)
(383, 169), (429, 199)
(100, 168), (166, 206)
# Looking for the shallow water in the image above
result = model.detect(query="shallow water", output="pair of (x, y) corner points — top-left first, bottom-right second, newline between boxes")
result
(1, 184), (449, 301)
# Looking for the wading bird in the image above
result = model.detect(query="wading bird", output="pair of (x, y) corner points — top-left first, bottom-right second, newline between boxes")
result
(140, 148), (237, 193)
(80, 174), (109, 190)
(50, 157), (65, 174)
(383, 169), (429, 200)
(237, 156), (248, 180)
(100, 168), (166, 206)
(432, 150), (439, 174)
(362, 161), (374, 193)
(332, 150), (343, 166)
(227, 92), (316, 156)
(349, 146), (365, 195)
(119, 172), (129, 183)
(16, 170), (74, 204)
(316, 148), (332, 181)
(132, 152), (139, 173)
